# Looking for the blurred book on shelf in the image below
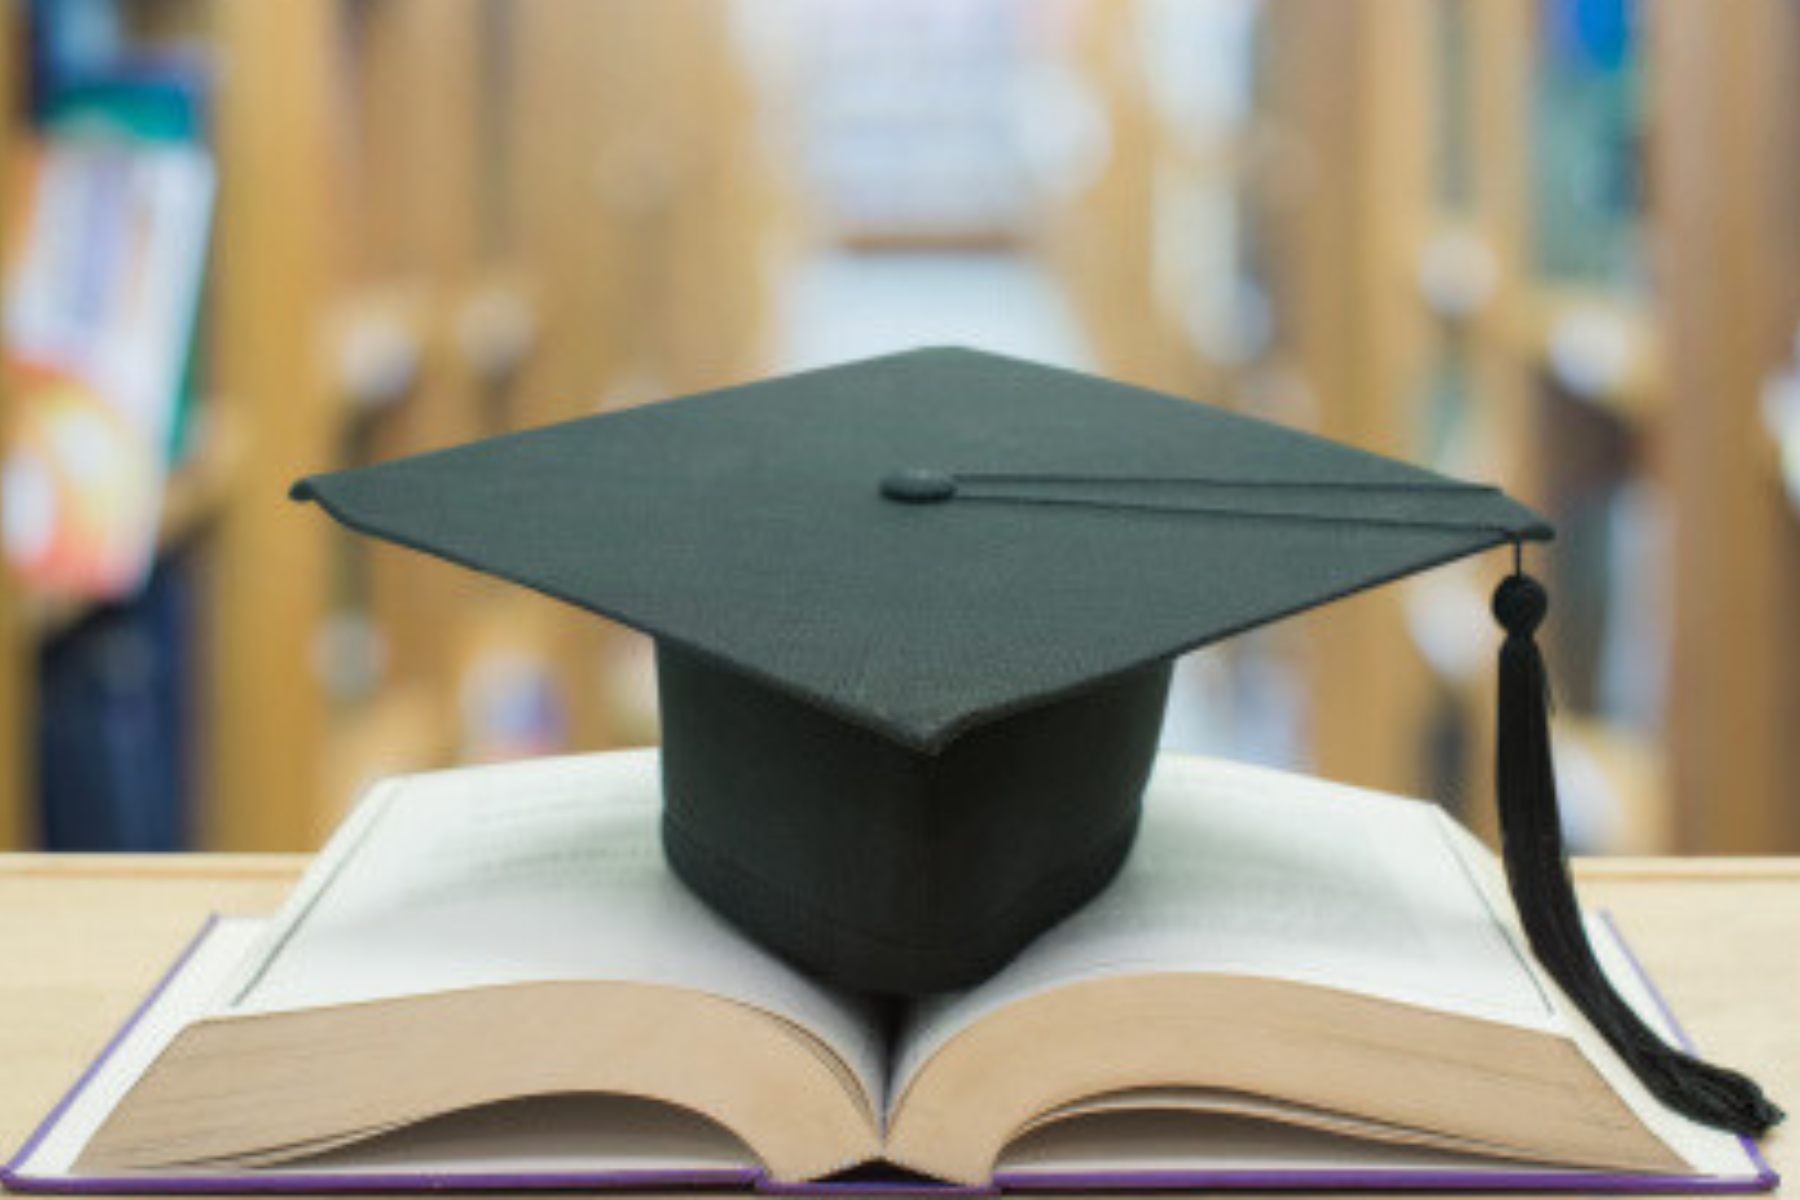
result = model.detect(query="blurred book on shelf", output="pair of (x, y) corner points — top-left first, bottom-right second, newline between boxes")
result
(798, 0), (1035, 245)
(1531, 0), (1644, 291)
(36, 554), (194, 850)
(2, 58), (213, 600)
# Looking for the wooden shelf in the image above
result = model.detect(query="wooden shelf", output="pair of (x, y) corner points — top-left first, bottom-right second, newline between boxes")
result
(455, 269), (538, 387)
(161, 411), (247, 547)
(326, 283), (433, 421)
(1514, 286), (1662, 424)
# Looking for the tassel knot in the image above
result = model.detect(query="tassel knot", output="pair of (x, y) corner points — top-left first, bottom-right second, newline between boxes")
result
(1492, 573), (1547, 635)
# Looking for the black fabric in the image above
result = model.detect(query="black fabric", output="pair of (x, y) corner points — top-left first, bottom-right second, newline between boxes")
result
(659, 645), (1170, 994)
(290, 347), (1549, 753)
(290, 346), (1552, 997)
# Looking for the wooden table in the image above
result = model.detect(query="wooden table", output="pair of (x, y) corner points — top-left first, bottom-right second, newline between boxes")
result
(2, 855), (1796, 1196)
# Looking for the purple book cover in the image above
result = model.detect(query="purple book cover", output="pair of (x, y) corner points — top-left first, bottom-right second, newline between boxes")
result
(2, 914), (1778, 1196)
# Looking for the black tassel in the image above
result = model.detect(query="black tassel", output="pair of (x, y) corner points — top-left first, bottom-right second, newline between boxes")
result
(1492, 569), (1783, 1137)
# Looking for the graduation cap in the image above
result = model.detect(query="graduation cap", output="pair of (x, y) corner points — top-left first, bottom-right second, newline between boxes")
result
(292, 347), (1777, 1137)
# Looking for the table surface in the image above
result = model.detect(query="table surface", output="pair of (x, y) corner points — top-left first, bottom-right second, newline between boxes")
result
(1, 853), (1796, 1198)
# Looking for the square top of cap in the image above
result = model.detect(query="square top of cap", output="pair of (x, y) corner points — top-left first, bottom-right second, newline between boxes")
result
(291, 346), (1549, 753)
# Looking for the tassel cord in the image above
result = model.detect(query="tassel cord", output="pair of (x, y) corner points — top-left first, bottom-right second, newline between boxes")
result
(1492, 571), (1783, 1137)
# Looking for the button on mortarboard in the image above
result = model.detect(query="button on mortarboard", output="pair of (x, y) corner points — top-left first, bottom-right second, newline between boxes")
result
(880, 468), (957, 503)
(290, 346), (1550, 994)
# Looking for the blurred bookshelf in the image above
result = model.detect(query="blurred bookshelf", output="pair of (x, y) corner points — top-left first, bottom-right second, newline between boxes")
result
(1037, 0), (1800, 854)
(0, 0), (783, 850)
(4, 0), (1799, 860)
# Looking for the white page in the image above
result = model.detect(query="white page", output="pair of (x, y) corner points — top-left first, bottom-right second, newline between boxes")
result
(994, 1102), (1753, 1183)
(215, 1095), (757, 1178)
(999, 1108), (1551, 1177)
(895, 755), (1557, 1095)
(221, 750), (888, 1113)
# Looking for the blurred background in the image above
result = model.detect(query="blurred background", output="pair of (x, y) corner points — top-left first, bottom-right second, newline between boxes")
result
(2, 0), (1797, 857)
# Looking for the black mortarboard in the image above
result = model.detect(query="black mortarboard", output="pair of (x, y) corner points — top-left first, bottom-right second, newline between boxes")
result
(292, 347), (1776, 1136)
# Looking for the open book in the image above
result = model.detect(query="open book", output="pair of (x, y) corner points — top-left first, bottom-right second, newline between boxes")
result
(3, 751), (1774, 1193)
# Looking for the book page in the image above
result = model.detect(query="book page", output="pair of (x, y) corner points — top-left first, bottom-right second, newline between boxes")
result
(998, 1108), (1564, 1179)
(217, 750), (888, 1112)
(893, 755), (1558, 1098)
(991, 1103), (1756, 1185)
(15, 917), (1758, 1190)
(270, 1094), (757, 1179)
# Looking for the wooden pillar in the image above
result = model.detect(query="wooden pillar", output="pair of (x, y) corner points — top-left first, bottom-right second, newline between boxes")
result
(201, 1), (340, 848)
(1265, 0), (1437, 794)
(1656, 0), (1800, 851)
